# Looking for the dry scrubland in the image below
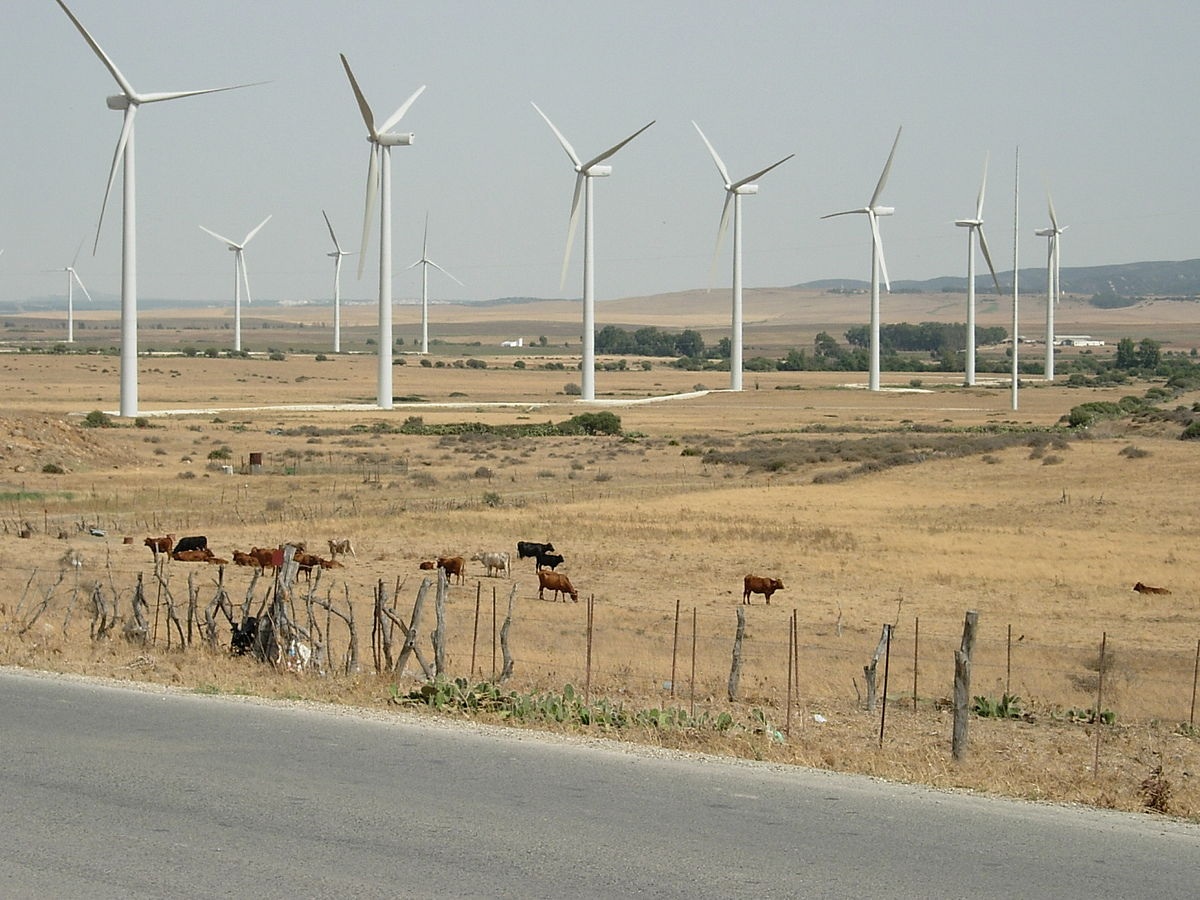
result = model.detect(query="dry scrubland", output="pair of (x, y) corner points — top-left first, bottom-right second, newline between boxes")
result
(2, 292), (1199, 821)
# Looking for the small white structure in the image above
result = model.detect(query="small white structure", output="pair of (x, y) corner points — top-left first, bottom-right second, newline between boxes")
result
(500, 338), (523, 348)
(1057, 335), (1104, 347)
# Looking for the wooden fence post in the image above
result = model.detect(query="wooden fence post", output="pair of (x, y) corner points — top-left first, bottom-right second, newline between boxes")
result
(498, 583), (517, 683)
(728, 606), (746, 702)
(864, 625), (888, 713)
(670, 596), (681, 698)
(432, 570), (447, 677)
(585, 594), (594, 706)
(470, 585), (482, 679)
(786, 610), (795, 738)
(690, 607), (697, 720)
(1190, 638), (1199, 729)
(1094, 631), (1107, 777)
(912, 615), (920, 712)
(952, 610), (979, 762)
(878, 623), (893, 747)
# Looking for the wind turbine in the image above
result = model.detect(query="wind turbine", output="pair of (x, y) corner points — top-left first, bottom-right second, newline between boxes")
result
(693, 122), (793, 392)
(322, 211), (354, 354)
(340, 53), (425, 411)
(198, 216), (271, 353)
(821, 127), (902, 392)
(532, 102), (654, 401)
(53, 238), (94, 344)
(55, 0), (259, 418)
(407, 214), (463, 355)
(1035, 194), (1066, 381)
(954, 153), (1002, 386)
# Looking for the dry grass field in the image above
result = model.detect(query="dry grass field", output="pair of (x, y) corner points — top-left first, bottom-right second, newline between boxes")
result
(2, 289), (1199, 821)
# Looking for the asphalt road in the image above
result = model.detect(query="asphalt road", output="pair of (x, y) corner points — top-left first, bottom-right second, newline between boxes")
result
(1, 668), (1196, 899)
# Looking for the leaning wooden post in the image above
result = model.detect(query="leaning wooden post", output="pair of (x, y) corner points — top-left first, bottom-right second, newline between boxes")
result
(689, 607), (697, 720)
(470, 586), (483, 679)
(491, 590), (498, 680)
(785, 610), (795, 738)
(878, 623), (893, 747)
(670, 596), (681, 698)
(728, 606), (746, 702)
(498, 583), (517, 683)
(952, 610), (979, 762)
(912, 615), (920, 712)
(864, 625), (889, 713)
(1093, 631), (1107, 778)
(792, 612), (800, 728)
(1006, 623), (1013, 696)
(432, 569), (448, 677)
(1190, 637), (1200, 728)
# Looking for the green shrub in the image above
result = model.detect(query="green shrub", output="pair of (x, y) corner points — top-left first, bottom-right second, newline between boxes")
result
(563, 382), (582, 396)
(83, 410), (112, 428)
(1181, 421), (1200, 441)
(41, 462), (65, 474)
(207, 446), (233, 461)
(1067, 401), (1122, 428)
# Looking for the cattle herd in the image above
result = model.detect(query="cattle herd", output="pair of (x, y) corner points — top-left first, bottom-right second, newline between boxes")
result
(143, 532), (787, 613)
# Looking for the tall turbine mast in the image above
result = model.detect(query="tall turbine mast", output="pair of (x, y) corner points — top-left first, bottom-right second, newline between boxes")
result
(407, 214), (463, 355)
(322, 211), (354, 354)
(1035, 194), (1066, 381)
(532, 102), (654, 402)
(955, 153), (1001, 386)
(199, 216), (271, 352)
(1011, 148), (1020, 411)
(55, 0), (260, 417)
(693, 122), (793, 392)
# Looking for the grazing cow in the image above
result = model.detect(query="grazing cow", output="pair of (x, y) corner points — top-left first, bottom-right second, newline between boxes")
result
(743, 574), (784, 605)
(1133, 581), (1172, 595)
(437, 555), (466, 584)
(517, 541), (555, 569)
(232, 549), (257, 567)
(173, 548), (213, 563)
(231, 617), (258, 655)
(293, 551), (336, 580)
(471, 550), (511, 577)
(205, 555), (229, 565)
(328, 538), (356, 560)
(248, 547), (277, 570)
(419, 560), (436, 570)
(536, 551), (564, 571)
(173, 535), (208, 555)
(144, 534), (175, 558)
(538, 569), (578, 603)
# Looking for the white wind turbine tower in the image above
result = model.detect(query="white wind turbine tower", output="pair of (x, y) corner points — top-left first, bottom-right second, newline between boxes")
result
(340, 53), (425, 411)
(54, 238), (94, 343)
(532, 102), (654, 402)
(199, 216), (271, 353)
(322, 211), (354, 353)
(407, 214), (463, 355)
(954, 153), (1002, 386)
(692, 122), (793, 392)
(1035, 194), (1066, 381)
(821, 127), (902, 392)
(55, 0), (259, 418)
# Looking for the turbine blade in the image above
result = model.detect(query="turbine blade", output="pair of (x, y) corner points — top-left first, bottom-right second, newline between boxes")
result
(428, 260), (464, 286)
(55, 0), (137, 98)
(322, 210), (343, 253)
(869, 126), (903, 209)
(975, 152), (990, 220)
(239, 250), (253, 304)
(582, 120), (655, 170)
(71, 236), (86, 268)
(1047, 193), (1059, 232)
(531, 102), (582, 167)
(869, 211), (891, 292)
(730, 153), (795, 192)
(95, 104), (137, 253)
(199, 225), (236, 247)
(340, 53), (377, 137)
(72, 270), (94, 304)
(379, 85), (426, 134)
(357, 145), (379, 279)
(561, 172), (584, 290)
(820, 207), (868, 220)
(136, 83), (265, 104)
(708, 192), (734, 290)
(977, 227), (1001, 293)
(422, 212), (429, 258)
(692, 121), (731, 186)
(242, 215), (272, 245)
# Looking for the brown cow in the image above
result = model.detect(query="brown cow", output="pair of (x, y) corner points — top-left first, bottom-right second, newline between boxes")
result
(1133, 582), (1172, 595)
(173, 548), (213, 563)
(205, 556), (229, 565)
(743, 574), (784, 605)
(248, 547), (277, 569)
(144, 534), (175, 558)
(232, 550), (257, 567)
(437, 556), (466, 584)
(538, 569), (578, 603)
(418, 560), (437, 570)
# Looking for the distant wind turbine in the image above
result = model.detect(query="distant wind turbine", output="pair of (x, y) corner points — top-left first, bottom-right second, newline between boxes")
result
(55, 0), (260, 417)
(53, 238), (94, 344)
(532, 102), (654, 401)
(407, 214), (463, 355)
(322, 210), (355, 353)
(199, 216), (271, 353)
(340, 53), (425, 410)
(954, 153), (1002, 386)
(821, 127), (902, 392)
(1035, 194), (1066, 381)
(692, 122), (793, 392)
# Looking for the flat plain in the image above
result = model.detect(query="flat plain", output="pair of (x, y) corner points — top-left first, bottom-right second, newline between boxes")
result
(2, 288), (1198, 819)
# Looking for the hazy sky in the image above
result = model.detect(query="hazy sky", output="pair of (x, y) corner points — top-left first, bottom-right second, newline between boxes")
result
(3, 1), (1198, 307)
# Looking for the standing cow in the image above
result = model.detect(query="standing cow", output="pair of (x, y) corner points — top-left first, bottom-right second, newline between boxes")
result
(471, 550), (511, 577)
(538, 569), (578, 603)
(743, 574), (784, 605)
(517, 541), (555, 570)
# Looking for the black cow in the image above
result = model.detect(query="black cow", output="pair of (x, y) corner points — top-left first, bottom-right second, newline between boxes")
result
(536, 551), (564, 571)
(517, 541), (555, 570)
(174, 535), (208, 555)
(231, 616), (258, 655)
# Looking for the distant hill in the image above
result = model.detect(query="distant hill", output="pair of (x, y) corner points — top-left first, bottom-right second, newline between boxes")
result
(799, 259), (1200, 299)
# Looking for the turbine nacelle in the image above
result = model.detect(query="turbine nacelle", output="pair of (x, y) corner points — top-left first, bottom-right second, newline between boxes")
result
(872, 206), (895, 217)
(955, 218), (982, 228)
(581, 164), (612, 178)
(374, 133), (414, 147)
(105, 94), (131, 110)
(732, 184), (759, 196)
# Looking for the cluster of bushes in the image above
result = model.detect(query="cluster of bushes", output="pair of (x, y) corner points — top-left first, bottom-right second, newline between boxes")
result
(350, 410), (621, 440)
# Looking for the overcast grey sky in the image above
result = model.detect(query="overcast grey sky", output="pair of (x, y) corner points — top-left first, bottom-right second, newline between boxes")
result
(3, 1), (1198, 307)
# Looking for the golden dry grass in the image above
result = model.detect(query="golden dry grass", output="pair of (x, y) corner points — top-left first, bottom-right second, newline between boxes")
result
(2, 294), (1199, 820)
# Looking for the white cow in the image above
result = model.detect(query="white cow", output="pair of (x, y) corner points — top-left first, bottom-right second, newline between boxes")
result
(471, 550), (511, 577)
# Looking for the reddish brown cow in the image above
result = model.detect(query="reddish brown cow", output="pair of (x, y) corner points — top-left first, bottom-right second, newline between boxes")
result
(248, 547), (277, 569)
(1133, 582), (1171, 595)
(419, 560), (437, 570)
(173, 548), (213, 563)
(538, 569), (578, 603)
(205, 556), (229, 565)
(437, 556), (466, 584)
(144, 534), (175, 557)
(743, 574), (784, 605)
(232, 550), (257, 567)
